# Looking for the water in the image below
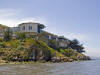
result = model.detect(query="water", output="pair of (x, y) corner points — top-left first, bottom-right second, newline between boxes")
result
(0, 60), (100, 75)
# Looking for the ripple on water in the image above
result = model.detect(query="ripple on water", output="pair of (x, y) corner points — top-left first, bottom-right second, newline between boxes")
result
(0, 60), (100, 75)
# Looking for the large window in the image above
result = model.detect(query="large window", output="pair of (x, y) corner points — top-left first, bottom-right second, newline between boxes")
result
(22, 26), (25, 30)
(38, 26), (41, 33)
(29, 26), (32, 30)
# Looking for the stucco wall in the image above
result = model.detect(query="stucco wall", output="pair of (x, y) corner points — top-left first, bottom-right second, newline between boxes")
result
(10, 27), (20, 33)
(58, 42), (68, 48)
(19, 23), (38, 33)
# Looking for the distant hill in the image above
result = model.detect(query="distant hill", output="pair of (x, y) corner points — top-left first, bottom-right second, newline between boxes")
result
(0, 24), (8, 30)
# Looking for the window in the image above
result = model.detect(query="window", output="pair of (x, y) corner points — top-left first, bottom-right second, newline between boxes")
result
(38, 26), (41, 33)
(22, 26), (25, 30)
(29, 26), (32, 30)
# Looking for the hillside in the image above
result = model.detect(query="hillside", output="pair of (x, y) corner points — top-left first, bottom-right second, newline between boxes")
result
(0, 24), (8, 30)
(0, 38), (90, 63)
(0, 24), (90, 63)
(0, 38), (65, 62)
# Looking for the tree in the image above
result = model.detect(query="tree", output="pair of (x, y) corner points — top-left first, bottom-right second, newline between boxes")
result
(60, 48), (78, 57)
(16, 32), (26, 40)
(48, 40), (58, 50)
(4, 28), (12, 41)
(68, 39), (85, 53)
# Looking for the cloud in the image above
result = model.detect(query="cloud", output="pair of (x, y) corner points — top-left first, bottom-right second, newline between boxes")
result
(85, 47), (100, 58)
(65, 32), (87, 43)
(17, 17), (48, 26)
(65, 33), (100, 58)
(0, 8), (48, 27)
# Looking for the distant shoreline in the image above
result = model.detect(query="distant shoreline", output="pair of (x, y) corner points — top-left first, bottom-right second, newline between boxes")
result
(0, 59), (91, 65)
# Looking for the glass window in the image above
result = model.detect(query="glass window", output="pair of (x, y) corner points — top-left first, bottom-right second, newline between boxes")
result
(22, 26), (25, 30)
(38, 26), (41, 33)
(29, 26), (32, 30)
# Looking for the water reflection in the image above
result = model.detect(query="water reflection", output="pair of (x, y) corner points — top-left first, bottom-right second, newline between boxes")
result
(0, 60), (100, 75)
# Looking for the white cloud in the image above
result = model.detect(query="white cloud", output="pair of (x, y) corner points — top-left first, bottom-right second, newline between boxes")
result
(0, 9), (48, 27)
(85, 47), (100, 58)
(65, 33), (100, 58)
(65, 32), (87, 43)
(17, 17), (48, 26)
(0, 9), (22, 19)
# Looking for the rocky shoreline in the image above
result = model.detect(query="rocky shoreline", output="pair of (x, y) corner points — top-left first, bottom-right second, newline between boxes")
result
(0, 55), (91, 64)
(51, 56), (91, 62)
(0, 38), (91, 64)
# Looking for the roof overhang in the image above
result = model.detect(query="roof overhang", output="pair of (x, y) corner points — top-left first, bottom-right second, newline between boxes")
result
(38, 24), (45, 29)
(18, 22), (45, 29)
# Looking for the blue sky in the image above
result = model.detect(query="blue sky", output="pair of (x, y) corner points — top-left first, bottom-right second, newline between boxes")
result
(0, 0), (100, 57)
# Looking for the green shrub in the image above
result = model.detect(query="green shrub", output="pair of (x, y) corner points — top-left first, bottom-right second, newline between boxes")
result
(0, 42), (6, 48)
(16, 32), (26, 40)
(4, 28), (12, 41)
(60, 48), (78, 57)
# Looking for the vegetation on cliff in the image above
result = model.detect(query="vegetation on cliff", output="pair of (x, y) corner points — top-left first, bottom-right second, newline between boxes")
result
(0, 38), (65, 62)
(0, 24), (8, 30)
(0, 25), (90, 63)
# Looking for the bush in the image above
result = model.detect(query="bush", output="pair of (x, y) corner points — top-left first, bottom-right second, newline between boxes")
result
(0, 42), (6, 48)
(16, 32), (26, 40)
(4, 28), (12, 41)
(60, 48), (78, 57)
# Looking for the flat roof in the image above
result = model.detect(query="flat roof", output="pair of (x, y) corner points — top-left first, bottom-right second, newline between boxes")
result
(18, 22), (45, 29)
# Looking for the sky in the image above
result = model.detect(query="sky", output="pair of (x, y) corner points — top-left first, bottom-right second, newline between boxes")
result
(0, 0), (100, 57)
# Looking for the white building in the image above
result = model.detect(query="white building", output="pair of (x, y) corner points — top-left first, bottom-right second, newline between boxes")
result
(8, 22), (45, 34)
(57, 36), (69, 48)
(18, 22), (45, 33)
(0, 22), (45, 38)
(45, 35), (69, 48)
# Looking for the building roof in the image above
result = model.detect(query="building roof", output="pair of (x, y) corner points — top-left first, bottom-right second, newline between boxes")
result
(18, 22), (45, 29)
(58, 36), (69, 41)
(58, 36), (66, 39)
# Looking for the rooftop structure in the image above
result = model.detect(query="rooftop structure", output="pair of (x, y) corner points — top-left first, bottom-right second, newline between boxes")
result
(9, 22), (45, 33)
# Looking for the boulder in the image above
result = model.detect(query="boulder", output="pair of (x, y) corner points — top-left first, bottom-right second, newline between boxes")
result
(51, 57), (61, 62)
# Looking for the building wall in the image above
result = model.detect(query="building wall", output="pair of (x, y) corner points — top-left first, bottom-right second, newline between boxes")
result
(10, 27), (20, 33)
(19, 23), (38, 33)
(58, 42), (68, 48)
(0, 28), (8, 38)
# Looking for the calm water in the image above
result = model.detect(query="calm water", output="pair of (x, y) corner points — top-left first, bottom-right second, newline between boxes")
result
(0, 60), (100, 75)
